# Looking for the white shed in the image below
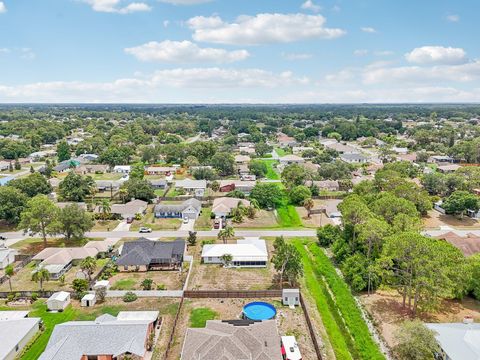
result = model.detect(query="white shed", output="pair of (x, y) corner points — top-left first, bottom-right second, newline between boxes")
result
(282, 288), (300, 307)
(93, 280), (110, 290)
(46, 291), (71, 311)
(81, 293), (96, 307)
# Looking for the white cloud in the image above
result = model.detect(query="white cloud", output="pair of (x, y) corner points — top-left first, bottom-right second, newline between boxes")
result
(83, 0), (151, 14)
(20, 48), (36, 60)
(354, 49), (368, 56)
(361, 27), (376, 33)
(301, 0), (321, 13)
(163, 20), (170, 27)
(446, 14), (460, 22)
(405, 46), (467, 65)
(158, 0), (212, 4)
(125, 40), (249, 63)
(0, 2), (6, 13)
(282, 52), (313, 60)
(0, 48), (10, 54)
(188, 13), (346, 45)
(374, 50), (394, 56)
(0, 68), (309, 102)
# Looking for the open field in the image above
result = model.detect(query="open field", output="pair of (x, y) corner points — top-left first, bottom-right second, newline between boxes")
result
(109, 269), (186, 290)
(359, 289), (480, 350)
(293, 239), (385, 360)
(423, 209), (480, 229)
(234, 209), (280, 228)
(166, 297), (318, 360)
(91, 220), (120, 232)
(1, 297), (180, 360)
(187, 240), (277, 291)
(0, 258), (108, 292)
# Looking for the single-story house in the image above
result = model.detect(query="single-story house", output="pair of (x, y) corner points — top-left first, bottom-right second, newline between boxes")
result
(321, 140), (358, 154)
(234, 155), (251, 164)
(201, 237), (268, 267)
(181, 319), (282, 360)
(305, 180), (340, 192)
(426, 322), (480, 360)
(429, 155), (455, 164)
(277, 133), (297, 148)
(154, 198), (201, 219)
(75, 164), (109, 175)
(239, 146), (256, 154)
(33, 247), (99, 279)
(0, 312), (41, 360)
(95, 179), (122, 192)
(0, 161), (10, 171)
(438, 164), (461, 173)
(212, 197), (251, 218)
(237, 164), (250, 175)
(174, 179), (207, 197)
(116, 238), (185, 271)
(54, 159), (80, 173)
(77, 153), (99, 162)
(279, 154), (305, 165)
(340, 153), (369, 164)
(46, 291), (71, 311)
(434, 232), (480, 257)
(110, 199), (148, 219)
(113, 165), (131, 174)
(83, 239), (116, 256)
(0, 247), (17, 269)
(149, 179), (167, 189)
(28, 149), (56, 161)
(39, 311), (159, 360)
(292, 146), (314, 154)
(145, 166), (177, 175)
(218, 180), (256, 194)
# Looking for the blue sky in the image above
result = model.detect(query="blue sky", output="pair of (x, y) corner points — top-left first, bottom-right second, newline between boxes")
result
(0, 0), (479, 103)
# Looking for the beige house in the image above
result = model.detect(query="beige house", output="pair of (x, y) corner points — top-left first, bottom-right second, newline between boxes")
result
(212, 197), (251, 218)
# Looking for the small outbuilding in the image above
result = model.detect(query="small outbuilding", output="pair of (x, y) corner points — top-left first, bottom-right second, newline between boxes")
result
(46, 291), (71, 312)
(81, 293), (96, 307)
(282, 288), (300, 307)
(93, 279), (110, 290)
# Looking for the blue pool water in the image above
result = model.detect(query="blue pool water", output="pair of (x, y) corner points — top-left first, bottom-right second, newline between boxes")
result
(243, 302), (276, 321)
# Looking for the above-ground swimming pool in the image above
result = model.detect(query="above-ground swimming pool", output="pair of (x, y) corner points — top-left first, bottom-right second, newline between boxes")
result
(243, 302), (276, 321)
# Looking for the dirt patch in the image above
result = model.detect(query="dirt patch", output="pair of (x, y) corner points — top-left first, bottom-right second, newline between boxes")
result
(359, 289), (480, 349)
(167, 298), (318, 360)
(296, 207), (334, 228)
(108, 269), (186, 291)
(187, 241), (277, 291)
(423, 210), (480, 229)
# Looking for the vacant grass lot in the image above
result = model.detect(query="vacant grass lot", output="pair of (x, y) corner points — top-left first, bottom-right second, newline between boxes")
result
(92, 220), (120, 232)
(90, 173), (124, 181)
(130, 211), (181, 231)
(10, 237), (89, 254)
(293, 239), (385, 360)
(108, 269), (186, 290)
(262, 159), (280, 180)
(234, 209), (280, 228)
(276, 204), (302, 228)
(194, 207), (212, 230)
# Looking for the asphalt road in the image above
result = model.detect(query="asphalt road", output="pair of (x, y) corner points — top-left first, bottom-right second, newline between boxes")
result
(3, 229), (317, 246)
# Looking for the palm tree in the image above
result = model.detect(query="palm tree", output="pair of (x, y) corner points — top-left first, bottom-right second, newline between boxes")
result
(100, 199), (111, 221)
(31, 268), (50, 291)
(218, 225), (235, 244)
(220, 253), (233, 267)
(119, 188), (128, 204)
(80, 256), (97, 281)
(303, 198), (315, 218)
(5, 264), (14, 292)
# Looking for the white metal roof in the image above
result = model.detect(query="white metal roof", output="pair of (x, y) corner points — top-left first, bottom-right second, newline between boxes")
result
(82, 293), (95, 301)
(282, 336), (302, 360)
(48, 291), (70, 302)
(116, 311), (159, 322)
(201, 238), (268, 262)
(0, 311), (29, 320)
(426, 323), (480, 360)
(0, 318), (40, 359)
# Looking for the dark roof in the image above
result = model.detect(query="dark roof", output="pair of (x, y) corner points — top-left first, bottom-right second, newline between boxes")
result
(116, 238), (185, 266)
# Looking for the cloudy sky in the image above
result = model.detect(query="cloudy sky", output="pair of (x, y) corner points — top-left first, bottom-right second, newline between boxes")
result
(0, 0), (479, 103)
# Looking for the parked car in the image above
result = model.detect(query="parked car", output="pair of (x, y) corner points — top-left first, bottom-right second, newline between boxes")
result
(126, 217), (134, 224)
(139, 227), (152, 233)
(182, 217), (189, 224)
(213, 219), (221, 229)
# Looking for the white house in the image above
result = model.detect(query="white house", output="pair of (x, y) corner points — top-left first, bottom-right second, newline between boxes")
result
(113, 165), (131, 174)
(47, 291), (71, 312)
(201, 238), (268, 268)
(340, 153), (369, 164)
(0, 312), (40, 360)
(0, 247), (16, 269)
(279, 154), (305, 165)
(426, 322), (480, 360)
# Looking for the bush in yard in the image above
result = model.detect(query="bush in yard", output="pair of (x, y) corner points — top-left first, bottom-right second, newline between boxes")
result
(123, 291), (138, 302)
(72, 278), (89, 299)
(317, 224), (343, 247)
(7, 293), (15, 302)
(31, 292), (38, 301)
(156, 284), (166, 290)
(141, 278), (153, 290)
(289, 185), (312, 205)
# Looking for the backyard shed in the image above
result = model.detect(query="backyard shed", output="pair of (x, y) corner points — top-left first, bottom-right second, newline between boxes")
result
(93, 279), (110, 290)
(282, 289), (300, 307)
(47, 291), (71, 312)
(81, 293), (96, 307)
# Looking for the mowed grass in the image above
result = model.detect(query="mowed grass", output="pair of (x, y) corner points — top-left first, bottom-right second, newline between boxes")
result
(189, 307), (218, 328)
(276, 204), (302, 228)
(111, 278), (136, 290)
(292, 239), (385, 360)
(262, 159), (280, 180)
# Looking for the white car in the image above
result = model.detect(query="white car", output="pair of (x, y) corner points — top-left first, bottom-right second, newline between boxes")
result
(183, 217), (189, 224)
(139, 227), (152, 233)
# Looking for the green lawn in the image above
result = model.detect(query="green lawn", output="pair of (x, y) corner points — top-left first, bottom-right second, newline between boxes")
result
(292, 240), (385, 360)
(189, 307), (218, 328)
(276, 203), (302, 228)
(262, 159), (280, 180)
(194, 207), (212, 230)
(274, 147), (287, 157)
(111, 278), (136, 290)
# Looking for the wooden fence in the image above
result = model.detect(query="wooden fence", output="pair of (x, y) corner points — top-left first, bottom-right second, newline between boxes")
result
(162, 297), (184, 360)
(0, 290), (55, 299)
(0, 254), (33, 286)
(300, 293), (323, 360)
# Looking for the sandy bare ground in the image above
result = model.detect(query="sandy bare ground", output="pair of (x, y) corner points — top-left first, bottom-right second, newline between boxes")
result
(234, 210), (280, 228)
(423, 209), (480, 229)
(167, 298), (318, 360)
(108, 269), (186, 291)
(359, 289), (480, 349)
(296, 207), (334, 228)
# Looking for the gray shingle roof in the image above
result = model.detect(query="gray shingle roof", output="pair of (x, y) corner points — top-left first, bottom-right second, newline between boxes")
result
(154, 198), (201, 214)
(116, 238), (185, 266)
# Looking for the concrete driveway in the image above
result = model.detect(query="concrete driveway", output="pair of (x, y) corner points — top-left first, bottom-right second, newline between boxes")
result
(113, 221), (131, 232)
(179, 218), (195, 231)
